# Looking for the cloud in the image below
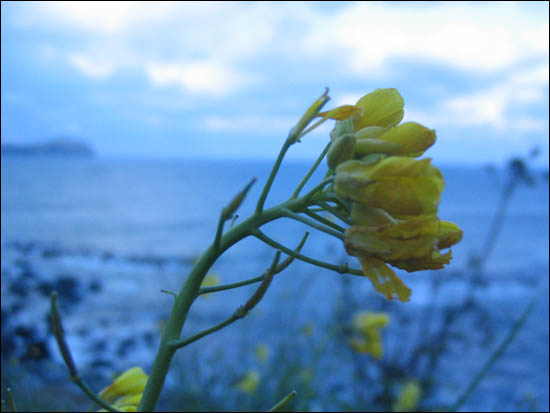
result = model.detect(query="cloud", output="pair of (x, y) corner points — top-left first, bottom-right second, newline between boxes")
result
(304, 2), (549, 75)
(146, 61), (252, 96)
(68, 54), (115, 78)
(404, 64), (549, 133)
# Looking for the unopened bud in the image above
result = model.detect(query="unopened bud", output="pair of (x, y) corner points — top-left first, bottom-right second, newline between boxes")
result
(327, 133), (356, 170)
(222, 178), (256, 221)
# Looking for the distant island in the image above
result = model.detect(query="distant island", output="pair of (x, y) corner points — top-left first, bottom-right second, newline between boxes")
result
(1, 138), (95, 157)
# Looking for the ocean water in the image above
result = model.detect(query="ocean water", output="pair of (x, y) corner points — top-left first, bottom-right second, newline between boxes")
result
(1, 157), (548, 410)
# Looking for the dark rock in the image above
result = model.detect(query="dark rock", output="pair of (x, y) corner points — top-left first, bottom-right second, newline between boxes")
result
(90, 358), (111, 369)
(101, 251), (114, 261)
(19, 269), (37, 279)
(14, 325), (36, 340)
(9, 303), (23, 314)
(42, 248), (63, 259)
(116, 337), (136, 357)
(143, 331), (155, 347)
(76, 327), (90, 337)
(9, 281), (29, 298)
(55, 275), (80, 303)
(92, 340), (107, 353)
(89, 279), (102, 293)
(21, 340), (49, 361)
(37, 281), (54, 297)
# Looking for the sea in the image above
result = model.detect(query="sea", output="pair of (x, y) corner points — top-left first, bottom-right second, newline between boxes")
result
(1, 157), (548, 411)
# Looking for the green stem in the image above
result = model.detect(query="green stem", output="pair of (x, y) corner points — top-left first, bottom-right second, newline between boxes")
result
(6, 388), (16, 413)
(139, 194), (318, 411)
(269, 390), (297, 412)
(281, 208), (344, 240)
(291, 142), (331, 199)
(256, 138), (293, 213)
(450, 296), (537, 412)
(252, 229), (363, 276)
(316, 201), (352, 226)
(170, 251), (281, 350)
(304, 209), (346, 232)
(50, 293), (121, 413)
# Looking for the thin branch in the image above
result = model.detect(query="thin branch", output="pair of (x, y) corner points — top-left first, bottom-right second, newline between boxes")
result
(304, 209), (346, 232)
(198, 232), (309, 295)
(6, 388), (16, 413)
(281, 208), (344, 240)
(171, 251), (284, 350)
(256, 90), (330, 213)
(316, 201), (352, 226)
(269, 390), (297, 412)
(291, 141), (331, 199)
(50, 293), (122, 412)
(216, 178), (257, 253)
(252, 229), (363, 276)
(450, 296), (537, 412)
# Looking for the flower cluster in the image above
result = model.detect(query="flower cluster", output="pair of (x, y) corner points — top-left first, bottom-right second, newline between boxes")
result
(98, 366), (148, 412)
(323, 89), (462, 302)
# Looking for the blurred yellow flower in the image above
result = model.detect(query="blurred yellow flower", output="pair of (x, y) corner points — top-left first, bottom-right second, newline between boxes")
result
(349, 311), (390, 359)
(392, 380), (422, 412)
(254, 344), (270, 363)
(98, 366), (148, 412)
(235, 370), (260, 394)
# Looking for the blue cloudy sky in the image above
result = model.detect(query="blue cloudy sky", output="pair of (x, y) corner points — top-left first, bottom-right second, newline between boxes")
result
(2, 1), (548, 166)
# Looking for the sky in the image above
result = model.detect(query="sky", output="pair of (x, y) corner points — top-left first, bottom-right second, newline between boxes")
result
(1, 1), (549, 166)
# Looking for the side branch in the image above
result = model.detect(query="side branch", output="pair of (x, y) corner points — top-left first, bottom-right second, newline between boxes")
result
(252, 229), (363, 276)
(199, 232), (309, 295)
(281, 208), (344, 240)
(50, 293), (121, 413)
(170, 251), (282, 350)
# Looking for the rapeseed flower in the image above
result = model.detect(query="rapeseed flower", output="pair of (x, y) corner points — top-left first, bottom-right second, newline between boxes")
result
(322, 88), (462, 301)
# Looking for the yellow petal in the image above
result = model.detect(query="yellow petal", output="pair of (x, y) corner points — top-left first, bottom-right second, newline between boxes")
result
(437, 221), (463, 249)
(334, 158), (444, 216)
(357, 255), (411, 302)
(318, 105), (362, 120)
(360, 122), (436, 157)
(99, 367), (148, 403)
(327, 134), (356, 169)
(351, 204), (397, 227)
(355, 88), (404, 130)
(355, 138), (403, 156)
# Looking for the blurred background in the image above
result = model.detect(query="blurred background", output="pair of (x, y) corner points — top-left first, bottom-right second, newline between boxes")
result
(1, 2), (548, 412)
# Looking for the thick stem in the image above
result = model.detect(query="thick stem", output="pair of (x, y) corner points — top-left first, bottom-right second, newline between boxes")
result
(139, 195), (316, 411)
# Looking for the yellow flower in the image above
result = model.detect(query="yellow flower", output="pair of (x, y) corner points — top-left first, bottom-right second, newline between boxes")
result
(349, 311), (390, 359)
(334, 157), (444, 216)
(392, 380), (422, 412)
(344, 216), (462, 301)
(235, 370), (260, 394)
(354, 88), (405, 130)
(355, 122), (436, 158)
(98, 367), (148, 412)
(254, 344), (270, 363)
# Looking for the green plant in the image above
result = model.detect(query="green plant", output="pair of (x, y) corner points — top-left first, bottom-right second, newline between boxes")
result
(48, 88), (463, 412)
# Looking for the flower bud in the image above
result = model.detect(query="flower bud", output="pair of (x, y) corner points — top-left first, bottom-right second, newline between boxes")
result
(437, 221), (463, 249)
(327, 133), (356, 169)
(355, 88), (404, 130)
(330, 118), (355, 141)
